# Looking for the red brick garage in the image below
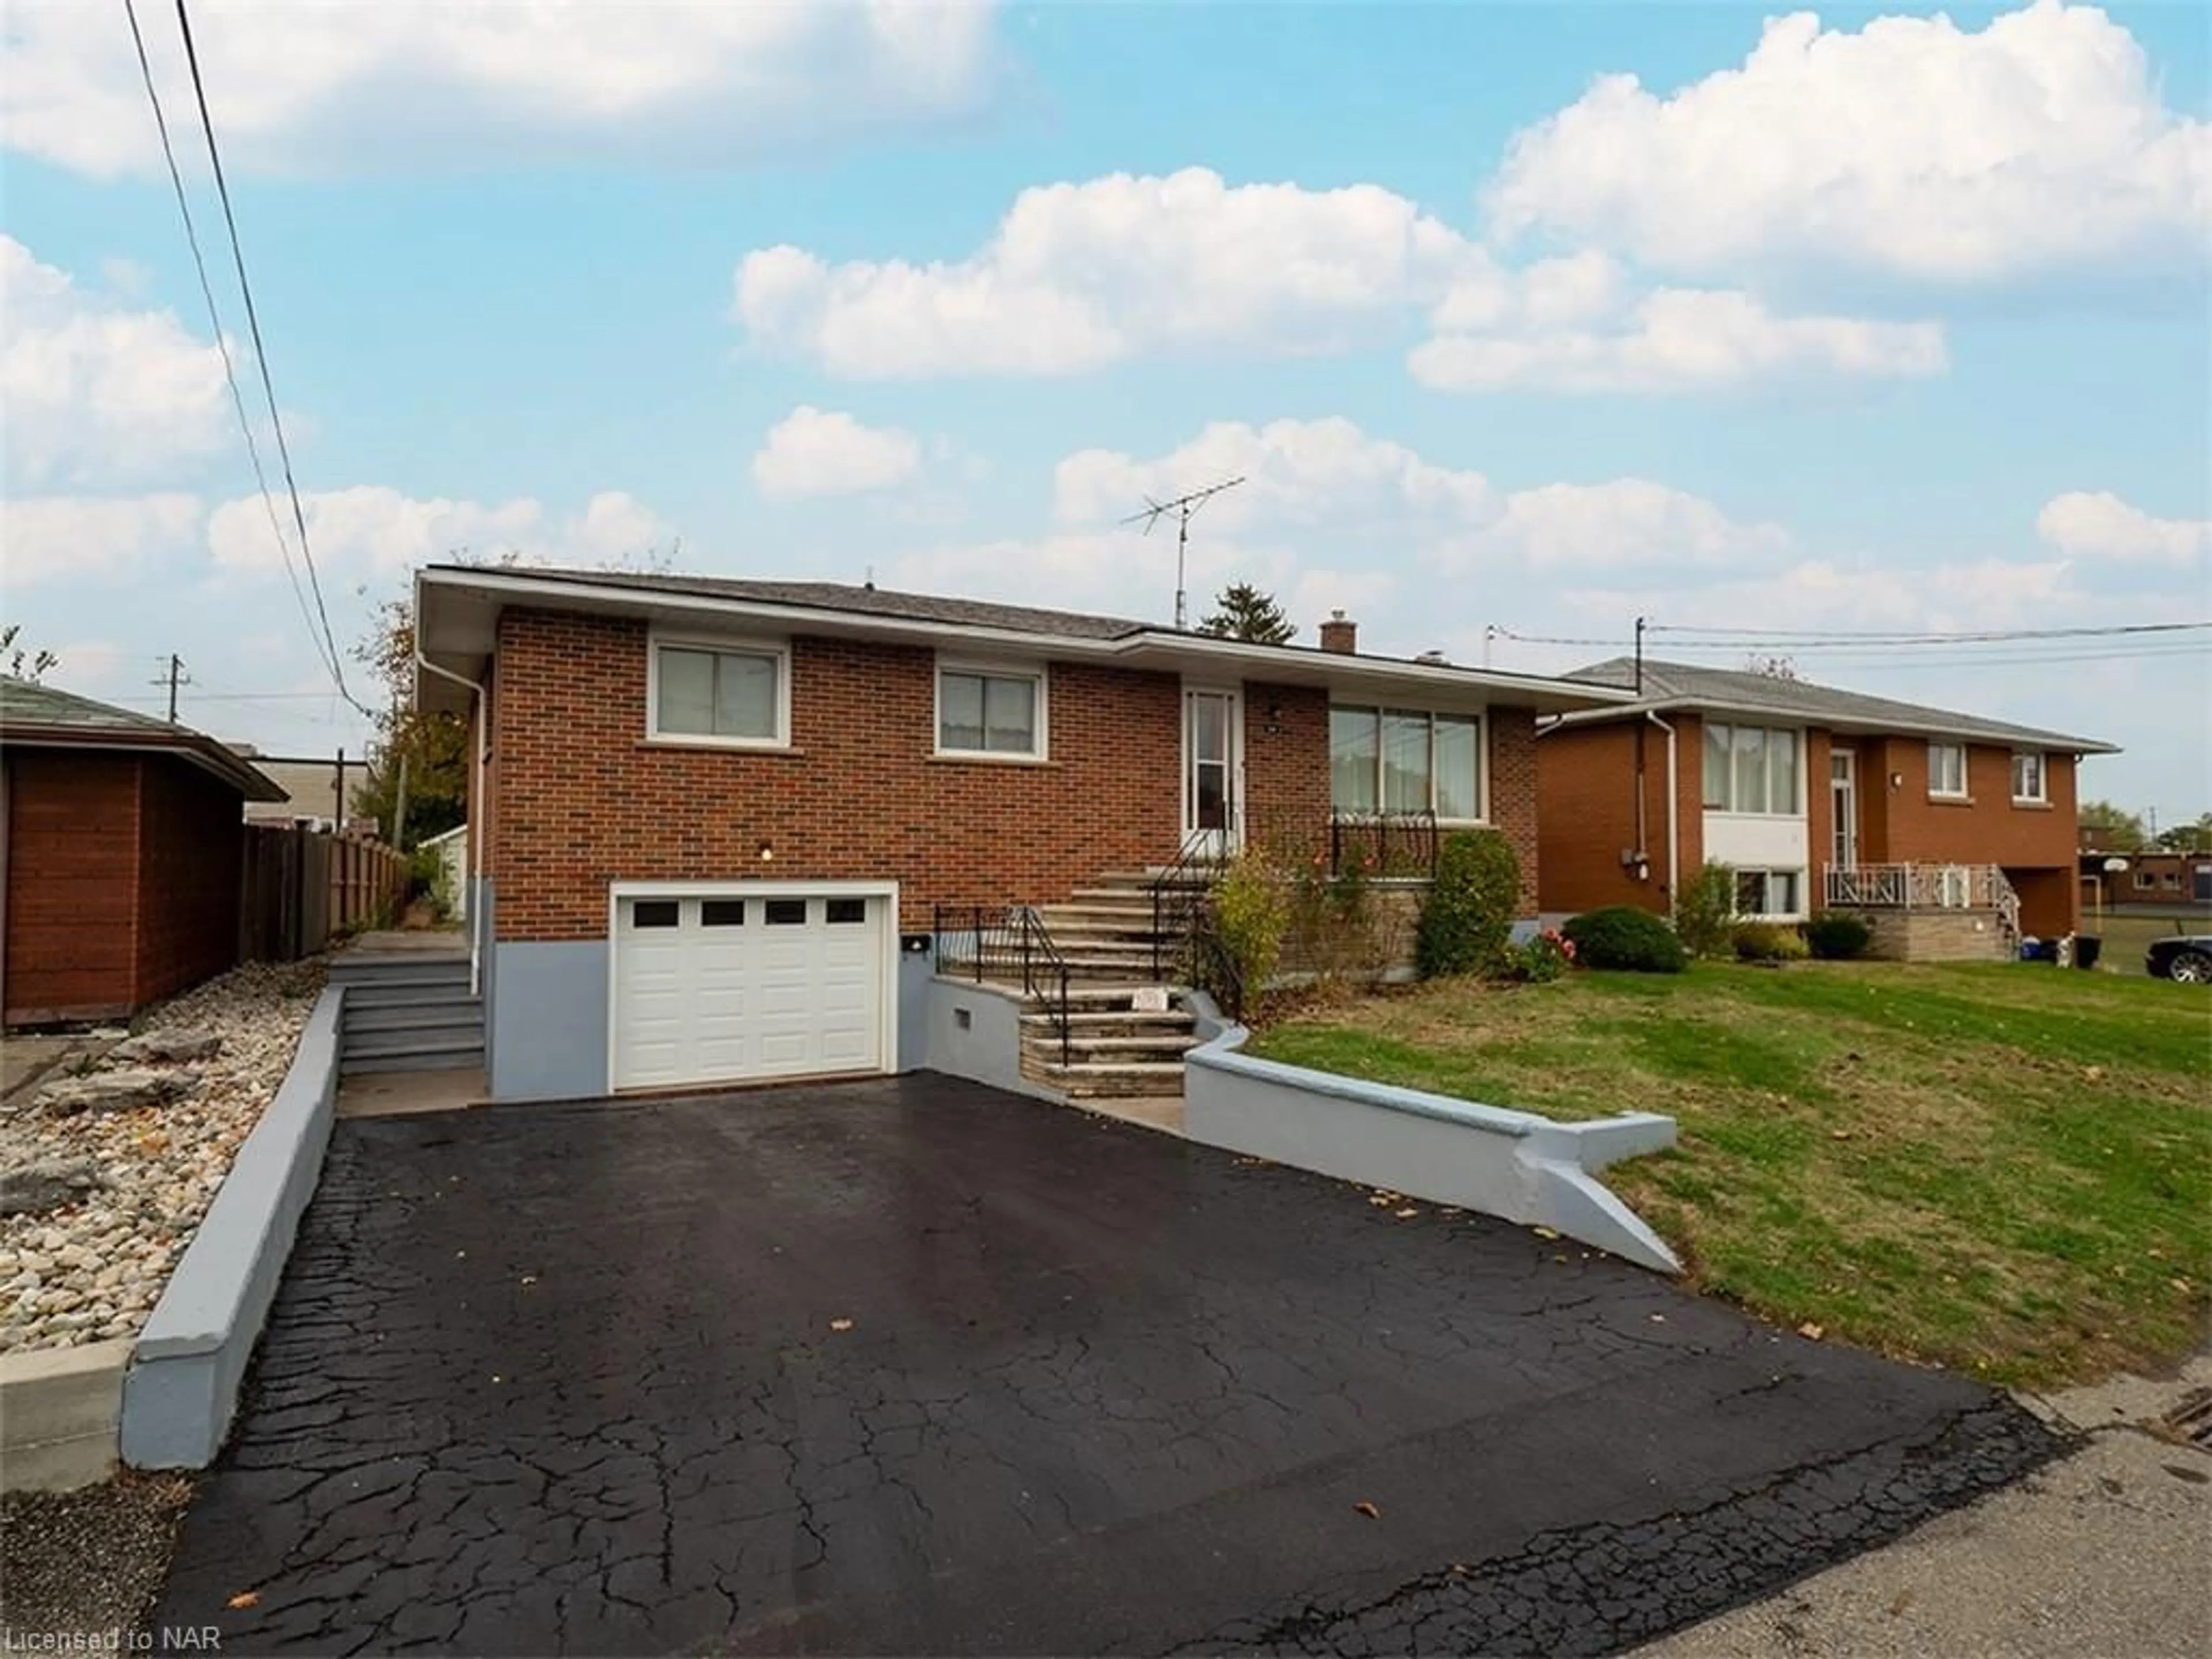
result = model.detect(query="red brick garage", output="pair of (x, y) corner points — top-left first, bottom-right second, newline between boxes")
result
(2, 680), (283, 1027)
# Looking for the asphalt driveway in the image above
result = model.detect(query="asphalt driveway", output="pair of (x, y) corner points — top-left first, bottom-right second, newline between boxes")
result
(155, 1074), (2057, 1655)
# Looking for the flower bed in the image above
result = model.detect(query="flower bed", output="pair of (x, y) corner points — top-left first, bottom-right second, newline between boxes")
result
(0, 961), (325, 1355)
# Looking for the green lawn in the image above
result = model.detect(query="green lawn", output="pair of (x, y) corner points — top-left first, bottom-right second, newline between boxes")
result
(1248, 963), (2212, 1385)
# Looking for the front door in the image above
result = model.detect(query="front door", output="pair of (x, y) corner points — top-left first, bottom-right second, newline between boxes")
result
(1181, 685), (1243, 859)
(1830, 751), (1859, 872)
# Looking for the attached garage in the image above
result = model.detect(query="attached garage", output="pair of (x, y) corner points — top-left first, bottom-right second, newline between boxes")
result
(608, 882), (896, 1092)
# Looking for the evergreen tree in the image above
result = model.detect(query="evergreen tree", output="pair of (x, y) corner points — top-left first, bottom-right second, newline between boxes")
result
(1196, 582), (1296, 644)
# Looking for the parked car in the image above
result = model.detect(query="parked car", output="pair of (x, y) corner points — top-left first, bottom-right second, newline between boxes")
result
(2145, 934), (2212, 983)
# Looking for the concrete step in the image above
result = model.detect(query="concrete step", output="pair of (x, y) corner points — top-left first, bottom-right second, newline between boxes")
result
(1018, 1010), (1195, 1031)
(346, 1002), (483, 1035)
(342, 1027), (486, 1062)
(940, 956), (1177, 983)
(342, 1047), (487, 1077)
(1024, 1033), (1202, 1057)
(1029, 1060), (1189, 1099)
(327, 968), (473, 998)
(1033, 906), (1176, 935)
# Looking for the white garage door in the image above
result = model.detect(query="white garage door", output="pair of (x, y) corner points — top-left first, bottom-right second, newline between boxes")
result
(611, 890), (889, 1091)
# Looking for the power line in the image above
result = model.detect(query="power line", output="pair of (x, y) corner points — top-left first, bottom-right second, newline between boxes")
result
(1649, 621), (2208, 645)
(118, 0), (330, 684)
(168, 0), (365, 715)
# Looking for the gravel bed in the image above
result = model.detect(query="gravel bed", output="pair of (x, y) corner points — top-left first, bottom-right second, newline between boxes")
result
(0, 1470), (195, 1640)
(1, 961), (325, 1355)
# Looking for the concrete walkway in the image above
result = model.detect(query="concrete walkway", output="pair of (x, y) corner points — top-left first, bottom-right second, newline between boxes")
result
(1640, 1354), (2212, 1659)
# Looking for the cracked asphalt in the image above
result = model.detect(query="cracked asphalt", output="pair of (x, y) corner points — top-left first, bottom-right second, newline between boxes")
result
(153, 1074), (2059, 1655)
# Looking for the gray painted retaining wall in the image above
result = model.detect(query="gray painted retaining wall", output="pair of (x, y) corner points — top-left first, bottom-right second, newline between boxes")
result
(1182, 998), (1680, 1274)
(921, 976), (1067, 1105)
(472, 876), (497, 1080)
(489, 940), (608, 1101)
(120, 986), (345, 1468)
(896, 948), (933, 1072)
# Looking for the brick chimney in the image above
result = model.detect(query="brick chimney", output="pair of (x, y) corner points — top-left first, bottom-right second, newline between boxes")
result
(1319, 609), (1358, 655)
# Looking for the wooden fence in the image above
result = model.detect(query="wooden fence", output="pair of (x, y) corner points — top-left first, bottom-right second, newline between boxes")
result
(241, 824), (408, 963)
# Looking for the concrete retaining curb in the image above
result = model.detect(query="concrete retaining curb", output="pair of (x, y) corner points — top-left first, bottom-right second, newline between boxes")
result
(120, 984), (345, 1468)
(0, 1337), (132, 1493)
(921, 975), (1070, 1106)
(1181, 995), (1681, 1274)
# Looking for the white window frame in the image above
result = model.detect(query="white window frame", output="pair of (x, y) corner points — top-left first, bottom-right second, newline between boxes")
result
(1927, 740), (1968, 800)
(934, 657), (1049, 763)
(1702, 722), (1803, 817)
(1733, 867), (1808, 921)
(2011, 749), (2048, 805)
(646, 630), (792, 750)
(1327, 705), (1486, 825)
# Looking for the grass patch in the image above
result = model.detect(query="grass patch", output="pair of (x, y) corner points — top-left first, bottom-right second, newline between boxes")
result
(1244, 962), (2212, 1385)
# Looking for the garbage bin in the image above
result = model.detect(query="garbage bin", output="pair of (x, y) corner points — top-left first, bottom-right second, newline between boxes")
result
(2018, 936), (2052, 962)
(2074, 935), (2103, 970)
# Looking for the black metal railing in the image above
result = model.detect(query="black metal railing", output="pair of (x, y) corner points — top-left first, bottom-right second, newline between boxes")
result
(1239, 805), (1443, 881)
(932, 903), (1072, 1067)
(1149, 822), (1233, 981)
(1181, 904), (1248, 1023)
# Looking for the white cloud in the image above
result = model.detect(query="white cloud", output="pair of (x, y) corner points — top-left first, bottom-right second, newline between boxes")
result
(206, 487), (673, 578)
(1052, 418), (1787, 571)
(1412, 284), (1946, 394)
(1, 494), (204, 584)
(1484, 2), (2212, 284)
(734, 168), (1474, 377)
(752, 406), (922, 499)
(0, 237), (232, 489)
(2, 1), (1003, 178)
(2037, 491), (2212, 567)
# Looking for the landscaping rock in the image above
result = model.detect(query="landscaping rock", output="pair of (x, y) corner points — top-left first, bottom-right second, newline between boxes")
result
(0, 1159), (107, 1218)
(2, 959), (325, 1355)
(110, 1029), (224, 1066)
(37, 1070), (204, 1118)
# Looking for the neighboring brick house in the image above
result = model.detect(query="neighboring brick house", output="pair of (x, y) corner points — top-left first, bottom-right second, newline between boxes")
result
(1535, 658), (2116, 957)
(414, 566), (1626, 1100)
(1, 679), (283, 1026)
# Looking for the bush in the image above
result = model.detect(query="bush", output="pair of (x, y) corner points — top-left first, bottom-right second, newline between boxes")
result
(1506, 927), (1575, 983)
(1675, 861), (1737, 959)
(1210, 848), (1291, 995)
(1732, 921), (1810, 963)
(1561, 906), (1688, 973)
(1805, 912), (1873, 960)
(1416, 829), (1522, 978)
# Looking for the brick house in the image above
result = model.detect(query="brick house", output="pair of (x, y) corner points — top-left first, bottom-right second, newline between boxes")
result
(2, 679), (284, 1026)
(1535, 658), (2116, 958)
(414, 566), (1626, 1100)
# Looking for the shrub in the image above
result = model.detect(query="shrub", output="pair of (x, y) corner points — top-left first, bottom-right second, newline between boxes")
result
(1732, 921), (1810, 963)
(1285, 847), (1402, 986)
(1805, 912), (1873, 960)
(1561, 906), (1688, 973)
(1416, 829), (1521, 978)
(1210, 848), (1291, 995)
(1675, 861), (1737, 959)
(1506, 927), (1575, 983)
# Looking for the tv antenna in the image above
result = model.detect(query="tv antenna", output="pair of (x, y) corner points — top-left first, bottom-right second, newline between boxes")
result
(1122, 476), (1245, 631)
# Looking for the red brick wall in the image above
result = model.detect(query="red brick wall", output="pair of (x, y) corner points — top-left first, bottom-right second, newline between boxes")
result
(1243, 682), (1331, 840)
(4, 751), (142, 1024)
(1536, 716), (1699, 916)
(488, 609), (1187, 938)
(134, 757), (244, 1006)
(1857, 738), (2081, 931)
(1489, 706), (1541, 916)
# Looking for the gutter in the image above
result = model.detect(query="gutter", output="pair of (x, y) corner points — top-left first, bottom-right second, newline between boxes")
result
(414, 643), (489, 998)
(1646, 711), (1679, 916)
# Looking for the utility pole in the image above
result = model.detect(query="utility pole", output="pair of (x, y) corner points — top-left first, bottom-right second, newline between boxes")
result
(1634, 617), (1646, 695)
(150, 654), (191, 722)
(393, 751), (410, 851)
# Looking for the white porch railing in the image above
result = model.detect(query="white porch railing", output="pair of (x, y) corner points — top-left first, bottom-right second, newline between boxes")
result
(1825, 863), (2022, 938)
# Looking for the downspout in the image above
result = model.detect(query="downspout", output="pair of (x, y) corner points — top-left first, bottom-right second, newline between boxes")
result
(415, 647), (488, 997)
(1646, 711), (1679, 918)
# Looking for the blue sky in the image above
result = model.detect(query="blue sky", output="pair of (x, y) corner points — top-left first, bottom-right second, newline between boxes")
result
(3, 1), (2207, 820)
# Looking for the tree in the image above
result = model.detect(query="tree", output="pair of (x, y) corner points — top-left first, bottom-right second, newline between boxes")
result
(2155, 813), (2212, 851)
(352, 587), (468, 851)
(2, 624), (56, 682)
(1197, 582), (1296, 644)
(2080, 800), (2149, 850)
